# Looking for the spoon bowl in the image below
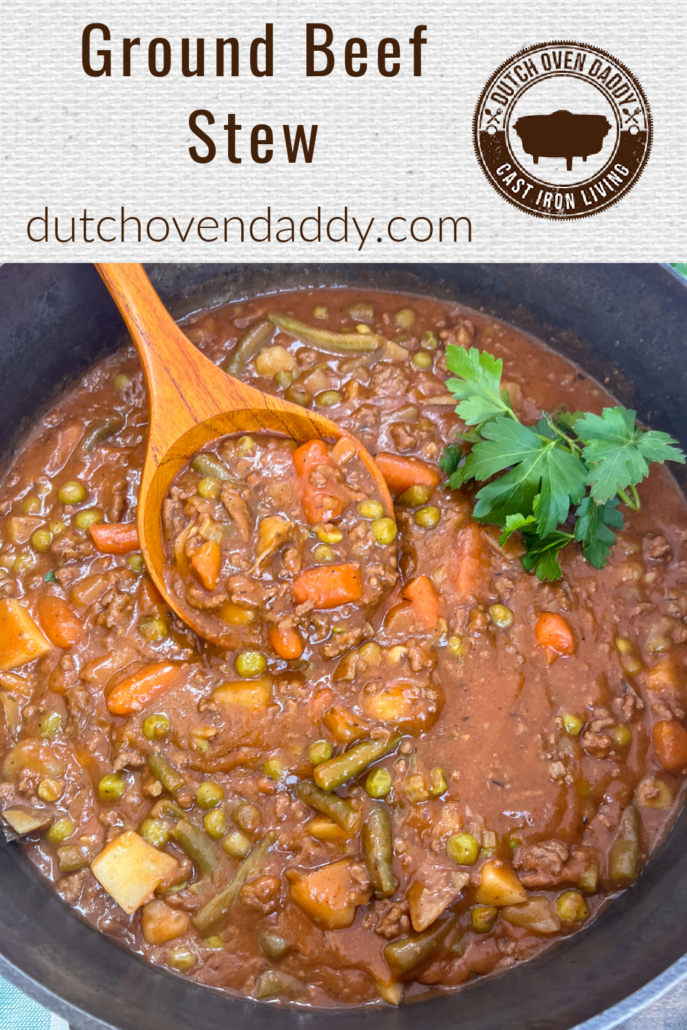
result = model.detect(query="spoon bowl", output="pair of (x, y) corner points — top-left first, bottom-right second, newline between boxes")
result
(95, 263), (394, 643)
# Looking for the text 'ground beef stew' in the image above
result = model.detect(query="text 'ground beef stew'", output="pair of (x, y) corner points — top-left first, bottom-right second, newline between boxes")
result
(0, 288), (686, 1008)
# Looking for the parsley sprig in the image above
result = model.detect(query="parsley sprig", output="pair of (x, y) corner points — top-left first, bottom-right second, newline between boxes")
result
(440, 345), (685, 580)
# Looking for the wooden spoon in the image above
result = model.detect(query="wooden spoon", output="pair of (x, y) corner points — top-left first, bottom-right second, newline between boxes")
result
(95, 263), (394, 642)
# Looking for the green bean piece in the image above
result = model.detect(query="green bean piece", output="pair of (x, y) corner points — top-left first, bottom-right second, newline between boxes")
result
(260, 932), (291, 960)
(222, 321), (274, 376)
(151, 798), (186, 821)
(268, 313), (384, 354)
(191, 453), (233, 482)
(296, 780), (361, 833)
(609, 804), (640, 886)
(395, 485), (433, 507)
(383, 913), (458, 978)
(194, 831), (277, 933)
(363, 803), (398, 899)
(57, 845), (91, 873)
(81, 414), (125, 453)
(172, 819), (218, 878)
(147, 754), (186, 797)
(313, 734), (402, 792)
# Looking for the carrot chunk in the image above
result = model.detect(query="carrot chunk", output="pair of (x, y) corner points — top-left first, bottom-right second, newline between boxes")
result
(191, 540), (221, 591)
(535, 612), (576, 656)
(292, 563), (362, 609)
(293, 439), (346, 525)
(374, 453), (441, 496)
(402, 575), (440, 632)
(107, 662), (181, 716)
(653, 720), (687, 771)
(89, 522), (140, 554)
(453, 522), (488, 601)
(37, 596), (82, 648)
(268, 622), (303, 660)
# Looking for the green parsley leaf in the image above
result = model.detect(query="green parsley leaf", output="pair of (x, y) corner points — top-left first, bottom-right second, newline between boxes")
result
(574, 497), (624, 568)
(575, 407), (685, 503)
(438, 443), (466, 490)
(522, 530), (573, 581)
(498, 512), (536, 545)
(466, 417), (587, 535)
(444, 345), (512, 426)
(43, 571), (56, 583)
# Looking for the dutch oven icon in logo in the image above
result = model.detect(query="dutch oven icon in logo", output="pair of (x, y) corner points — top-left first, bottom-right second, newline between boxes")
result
(514, 109), (611, 173)
(474, 42), (651, 219)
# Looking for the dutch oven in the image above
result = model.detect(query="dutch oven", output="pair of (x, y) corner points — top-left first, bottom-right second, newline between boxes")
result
(0, 263), (686, 1030)
(514, 111), (612, 172)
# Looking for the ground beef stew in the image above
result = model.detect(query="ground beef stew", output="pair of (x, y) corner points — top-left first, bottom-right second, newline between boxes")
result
(0, 288), (686, 1008)
(162, 434), (397, 651)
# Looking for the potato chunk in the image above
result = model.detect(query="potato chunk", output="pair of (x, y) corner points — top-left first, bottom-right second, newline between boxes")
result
(288, 859), (371, 929)
(501, 897), (561, 934)
(141, 899), (189, 945)
(0, 600), (52, 671)
(361, 682), (444, 735)
(3, 808), (51, 836)
(474, 859), (527, 907)
(212, 677), (272, 712)
(91, 830), (179, 915)
(407, 868), (470, 932)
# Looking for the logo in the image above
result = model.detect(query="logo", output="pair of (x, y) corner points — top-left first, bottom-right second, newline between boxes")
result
(474, 42), (651, 219)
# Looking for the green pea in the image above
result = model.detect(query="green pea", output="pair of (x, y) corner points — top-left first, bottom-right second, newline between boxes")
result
(21, 495), (41, 515)
(204, 936), (224, 950)
(421, 330), (439, 350)
(313, 544), (334, 563)
(414, 506), (441, 529)
(222, 831), (251, 858)
(263, 759), (284, 780)
(429, 767), (447, 796)
(58, 480), (87, 505)
(238, 435), (255, 455)
(447, 635), (463, 656)
(315, 390), (342, 407)
(39, 712), (62, 739)
(395, 308), (416, 329)
(13, 554), (35, 575)
(285, 383), (312, 408)
(610, 724), (633, 748)
(471, 905), (497, 933)
(447, 832), (480, 866)
(562, 712), (583, 737)
(114, 373), (132, 391)
(203, 808), (228, 839)
(412, 351), (433, 369)
(313, 306), (329, 320)
(139, 817), (171, 848)
(142, 713), (170, 740)
(49, 520), (67, 537)
(235, 651), (267, 678)
(489, 604), (514, 629)
(308, 740), (333, 766)
(38, 778), (63, 803)
(75, 509), (103, 531)
(195, 782), (224, 809)
(365, 767), (392, 798)
(46, 817), (74, 844)
(127, 553), (145, 574)
(556, 890), (589, 923)
(197, 477), (221, 500)
(138, 615), (168, 642)
(315, 525), (343, 544)
(358, 499), (385, 519)
(371, 518), (397, 545)
(166, 947), (196, 972)
(396, 485), (432, 507)
(31, 529), (53, 553)
(99, 774), (126, 801)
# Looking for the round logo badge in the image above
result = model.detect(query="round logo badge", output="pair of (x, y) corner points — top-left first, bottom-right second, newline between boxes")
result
(474, 42), (651, 219)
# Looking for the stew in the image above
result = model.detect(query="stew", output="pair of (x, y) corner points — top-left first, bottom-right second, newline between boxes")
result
(0, 288), (686, 1008)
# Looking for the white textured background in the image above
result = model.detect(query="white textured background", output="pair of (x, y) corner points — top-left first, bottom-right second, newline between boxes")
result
(1, 0), (685, 261)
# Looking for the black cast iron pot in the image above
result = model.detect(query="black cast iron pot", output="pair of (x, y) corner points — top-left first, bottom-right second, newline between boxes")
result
(0, 263), (686, 1030)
